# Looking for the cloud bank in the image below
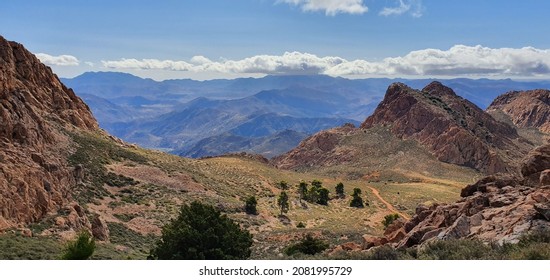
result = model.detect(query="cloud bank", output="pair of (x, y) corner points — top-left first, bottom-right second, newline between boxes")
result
(380, 0), (424, 18)
(101, 45), (550, 78)
(279, 0), (368, 16)
(35, 53), (80, 66)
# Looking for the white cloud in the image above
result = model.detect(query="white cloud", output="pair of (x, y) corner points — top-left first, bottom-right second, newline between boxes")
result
(101, 45), (550, 78)
(380, 0), (424, 18)
(326, 45), (550, 77)
(101, 58), (194, 71)
(35, 53), (80, 66)
(278, 0), (368, 16)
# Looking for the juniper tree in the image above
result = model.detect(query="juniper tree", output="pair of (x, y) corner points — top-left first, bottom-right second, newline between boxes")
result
(335, 182), (345, 198)
(350, 188), (364, 208)
(277, 191), (290, 216)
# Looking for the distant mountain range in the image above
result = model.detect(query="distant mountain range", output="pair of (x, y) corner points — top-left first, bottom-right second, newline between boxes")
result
(62, 72), (550, 158)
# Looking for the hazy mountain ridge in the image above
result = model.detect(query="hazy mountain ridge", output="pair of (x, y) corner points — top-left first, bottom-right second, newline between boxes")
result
(63, 72), (550, 158)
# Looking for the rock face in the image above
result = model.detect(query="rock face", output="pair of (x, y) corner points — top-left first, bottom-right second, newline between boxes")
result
(0, 35), (98, 230)
(361, 82), (522, 174)
(274, 82), (530, 174)
(381, 143), (550, 248)
(487, 89), (550, 133)
(272, 124), (357, 170)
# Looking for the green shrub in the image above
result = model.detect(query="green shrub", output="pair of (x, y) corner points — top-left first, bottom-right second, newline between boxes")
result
(61, 231), (95, 260)
(244, 196), (258, 215)
(418, 239), (490, 260)
(382, 213), (400, 228)
(297, 222), (306, 228)
(277, 191), (290, 215)
(284, 234), (329, 256)
(335, 182), (345, 198)
(349, 188), (364, 208)
(149, 201), (253, 260)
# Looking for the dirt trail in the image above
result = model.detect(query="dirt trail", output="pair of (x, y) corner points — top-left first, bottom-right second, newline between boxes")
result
(367, 186), (410, 220)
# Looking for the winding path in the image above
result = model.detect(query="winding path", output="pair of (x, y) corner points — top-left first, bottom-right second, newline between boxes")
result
(367, 186), (410, 220)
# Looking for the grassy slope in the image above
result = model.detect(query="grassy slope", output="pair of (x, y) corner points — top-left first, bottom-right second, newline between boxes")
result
(1, 130), (480, 259)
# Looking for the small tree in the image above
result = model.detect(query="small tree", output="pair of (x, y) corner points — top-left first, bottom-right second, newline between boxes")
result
(277, 191), (290, 216)
(244, 196), (258, 215)
(284, 234), (329, 256)
(149, 201), (253, 260)
(311, 179), (323, 189)
(318, 188), (330, 205)
(307, 185), (320, 204)
(335, 182), (345, 198)
(298, 181), (308, 201)
(278, 181), (289, 190)
(61, 231), (95, 260)
(350, 188), (364, 208)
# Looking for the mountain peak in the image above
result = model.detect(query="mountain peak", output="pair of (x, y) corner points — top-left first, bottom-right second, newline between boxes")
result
(422, 81), (457, 97)
(359, 81), (525, 173)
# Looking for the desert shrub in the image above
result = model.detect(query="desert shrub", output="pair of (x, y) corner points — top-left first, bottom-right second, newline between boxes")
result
(382, 213), (400, 228)
(244, 196), (258, 215)
(297, 222), (306, 228)
(0, 234), (62, 260)
(61, 231), (95, 260)
(366, 245), (404, 260)
(417, 239), (490, 260)
(149, 201), (253, 260)
(284, 234), (329, 256)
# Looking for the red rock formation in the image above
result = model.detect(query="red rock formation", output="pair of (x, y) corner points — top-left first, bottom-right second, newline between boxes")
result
(0, 35), (98, 230)
(381, 143), (550, 248)
(274, 82), (530, 174)
(361, 82), (521, 174)
(487, 89), (550, 133)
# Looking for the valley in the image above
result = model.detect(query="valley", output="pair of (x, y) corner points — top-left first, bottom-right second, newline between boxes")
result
(1, 35), (549, 260)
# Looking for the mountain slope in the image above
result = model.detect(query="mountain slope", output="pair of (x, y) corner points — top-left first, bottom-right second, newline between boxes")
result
(112, 88), (362, 156)
(362, 81), (525, 173)
(0, 35), (97, 230)
(274, 82), (535, 175)
(487, 89), (550, 133)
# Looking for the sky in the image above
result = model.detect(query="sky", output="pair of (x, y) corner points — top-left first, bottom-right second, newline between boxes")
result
(1, 0), (550, 81)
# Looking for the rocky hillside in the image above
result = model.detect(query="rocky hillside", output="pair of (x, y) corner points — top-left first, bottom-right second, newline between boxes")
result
(372, 142), (550, 249)
(274, 82), (534, 174)
(487, 89), (550, 133)
(0, 35), (97, 230)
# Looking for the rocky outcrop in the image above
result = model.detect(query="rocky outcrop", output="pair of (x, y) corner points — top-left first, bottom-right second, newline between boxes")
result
(271, 124), (357, 170)
(487, 89), (550, 133)
(380, 143), (550, 248)
(274, 82), (531, 174)
(361, 82), (523, 174)
(0, 35), (98, 230)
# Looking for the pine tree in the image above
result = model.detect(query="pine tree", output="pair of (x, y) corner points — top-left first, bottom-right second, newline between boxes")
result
(335, 182), (345, 198)
(350, 188), (364, 208)
(149, 201), (253, 260)
(277, 191), (290, 215)
(245, 196), (258, 215)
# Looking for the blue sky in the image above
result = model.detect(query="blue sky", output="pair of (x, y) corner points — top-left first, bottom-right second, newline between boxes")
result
(1, 0), (550, 80)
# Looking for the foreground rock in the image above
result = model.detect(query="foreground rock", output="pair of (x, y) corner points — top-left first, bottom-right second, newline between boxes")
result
(0, 35), (97, 230)
(379, 143), (550, 248)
